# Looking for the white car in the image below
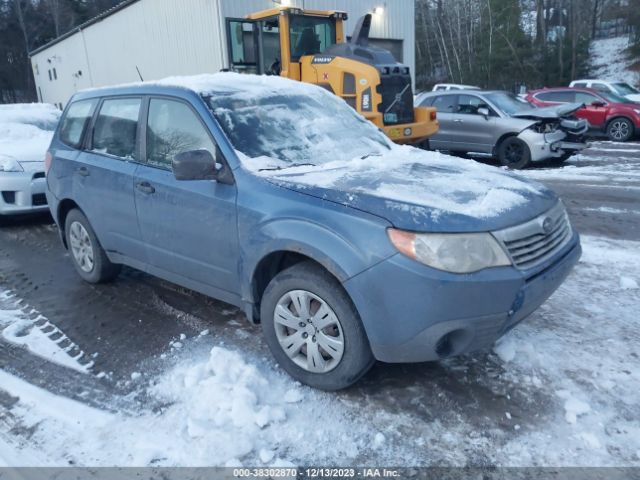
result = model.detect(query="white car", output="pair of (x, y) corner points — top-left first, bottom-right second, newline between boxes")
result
(0, 104), (60, 216)
(432, 83), (481, 91)
(569, 79), (640, 103)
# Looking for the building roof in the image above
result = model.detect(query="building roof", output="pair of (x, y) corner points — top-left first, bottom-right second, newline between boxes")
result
(30, 0), (141, 56)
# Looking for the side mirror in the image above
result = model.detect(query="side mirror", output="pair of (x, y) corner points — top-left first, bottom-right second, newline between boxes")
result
(478, 107), (490, 118)
(591, 101), (606, 108)
(172, 149), (218, 181)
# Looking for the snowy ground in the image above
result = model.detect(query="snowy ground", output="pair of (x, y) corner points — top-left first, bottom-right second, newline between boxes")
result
(589, 36), (639, 85)
(0, 142), (639, 467)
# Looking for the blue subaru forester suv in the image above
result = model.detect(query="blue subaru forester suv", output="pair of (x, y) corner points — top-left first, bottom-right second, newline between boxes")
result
(45, 74), (581, 390)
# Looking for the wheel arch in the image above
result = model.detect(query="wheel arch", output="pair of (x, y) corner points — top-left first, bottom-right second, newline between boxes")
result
(56, 198), (83, 249)
(493, 131), (518, 156)
(249, 250), (343, 324)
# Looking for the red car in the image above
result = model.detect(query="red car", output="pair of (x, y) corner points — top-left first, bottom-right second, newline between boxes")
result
(526, 87), (640, 142)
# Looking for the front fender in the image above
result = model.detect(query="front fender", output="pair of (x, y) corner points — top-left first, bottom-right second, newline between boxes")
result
(239, 216), (394, 306)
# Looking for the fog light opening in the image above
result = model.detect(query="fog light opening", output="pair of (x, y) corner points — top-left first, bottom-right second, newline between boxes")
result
(435, 329), (472, 358)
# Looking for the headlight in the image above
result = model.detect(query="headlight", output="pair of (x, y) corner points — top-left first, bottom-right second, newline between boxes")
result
(388, 229), (512, 273)
(0, 156), (24, 172)
(634, 109), (640, 116)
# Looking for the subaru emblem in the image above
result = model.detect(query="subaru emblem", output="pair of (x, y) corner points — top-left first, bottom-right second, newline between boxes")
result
(542, 217), (553, 234)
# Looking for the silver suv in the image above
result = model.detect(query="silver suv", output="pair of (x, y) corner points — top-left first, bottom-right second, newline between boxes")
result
(416, 90), (589, 169)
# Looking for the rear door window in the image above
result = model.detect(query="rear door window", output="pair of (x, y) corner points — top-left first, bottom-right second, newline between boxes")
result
(536, 91), (575, 103)
(91, 98), (141, 160)
(575, 92), (600, 105)
(145, 98), (217, 170)
(59, 99), (98, 148)
(431, 95), (456, 113)
(572, 82), (587, 88)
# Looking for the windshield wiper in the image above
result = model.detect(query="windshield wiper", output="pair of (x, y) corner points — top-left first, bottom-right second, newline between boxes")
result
(361, 153), (383, 160)
(259, 163), (316, 172)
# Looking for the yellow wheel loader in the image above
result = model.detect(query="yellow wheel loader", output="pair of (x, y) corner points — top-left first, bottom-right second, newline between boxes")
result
(225, 6), (438, 144)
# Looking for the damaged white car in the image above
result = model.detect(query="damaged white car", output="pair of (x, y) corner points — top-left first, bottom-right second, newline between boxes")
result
(416, 90), (588, 169)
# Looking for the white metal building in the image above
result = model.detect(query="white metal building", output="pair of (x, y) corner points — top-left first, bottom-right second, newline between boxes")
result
(30, 0), (415, 107)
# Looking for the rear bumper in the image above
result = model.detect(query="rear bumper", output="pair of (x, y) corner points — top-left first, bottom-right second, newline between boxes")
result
(344, 233), (581, 363)
(382, 107), (439, 144)
(0, 172), (49, 215)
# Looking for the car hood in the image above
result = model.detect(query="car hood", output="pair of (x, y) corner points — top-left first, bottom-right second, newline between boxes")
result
(512, 102), (583, 120)
(0, 122), (53, 165)
(242, 146), (558, 232)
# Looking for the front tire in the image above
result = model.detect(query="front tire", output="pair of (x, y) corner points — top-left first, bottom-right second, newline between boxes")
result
(498, 137), (531, 169)
(260, 261), (374, 390)
(606, 117), (634, 142)
(64, 209), (121, 283)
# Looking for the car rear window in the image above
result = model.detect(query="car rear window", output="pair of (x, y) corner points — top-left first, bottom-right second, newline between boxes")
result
(59, 99), (97, 148)
(91, 98), (141, 160)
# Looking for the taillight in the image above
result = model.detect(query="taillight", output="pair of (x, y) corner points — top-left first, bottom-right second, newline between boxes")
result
(430, 111), (437, 121)
(45, 151), (53, 175)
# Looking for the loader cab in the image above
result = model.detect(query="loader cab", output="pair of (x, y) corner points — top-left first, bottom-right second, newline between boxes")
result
(226, 7), (345, 79)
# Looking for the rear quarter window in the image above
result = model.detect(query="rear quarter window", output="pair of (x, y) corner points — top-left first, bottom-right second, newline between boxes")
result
(59, 99), (98, 148)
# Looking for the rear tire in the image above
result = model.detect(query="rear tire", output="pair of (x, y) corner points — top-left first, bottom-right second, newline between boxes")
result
(498, 137), (531, 169)
(606, 117), (634, 142)
(64, 209), (121, 284)
(260, 261), (374, 390)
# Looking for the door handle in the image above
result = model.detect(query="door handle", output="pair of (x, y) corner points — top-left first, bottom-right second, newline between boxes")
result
(76, 167), (90, 177)
(136, 182), (155, 194)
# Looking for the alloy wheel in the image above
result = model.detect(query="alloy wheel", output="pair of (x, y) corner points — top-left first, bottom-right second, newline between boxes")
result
(610, 121), (630, 141)
(504, 142), (524, 164)
(69, 221), (94, 273)
(273, 290), (345, 373)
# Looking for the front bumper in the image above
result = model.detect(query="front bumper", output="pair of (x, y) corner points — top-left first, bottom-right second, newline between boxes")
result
(0, 171), (48, 215)
(344, 233), (581, 363)
(518, 129), (588, 162)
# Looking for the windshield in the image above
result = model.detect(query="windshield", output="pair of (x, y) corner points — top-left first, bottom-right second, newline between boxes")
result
(599, 90), (635, 104)
(484, 92), (532, 115)
(289, 15), (336, 60)
(613, 82), (640, 96)
(207, 91), (390, 165)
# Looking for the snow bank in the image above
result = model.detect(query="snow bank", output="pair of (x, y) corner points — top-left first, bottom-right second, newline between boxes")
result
(589, 36), (639, 86)
(0, 103), (59, 163)
(0, 343), (374, 466)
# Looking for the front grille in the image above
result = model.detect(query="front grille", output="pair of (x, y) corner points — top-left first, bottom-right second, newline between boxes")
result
(377, 73), (415, 125)
(493, 202), (572, 270)
(32, 193), (47, 206)
(33, 172), (46, 179)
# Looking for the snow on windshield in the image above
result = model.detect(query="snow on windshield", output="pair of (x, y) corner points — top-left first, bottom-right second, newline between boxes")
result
(156, 73), (545, 220)
(0, 104), (60, 162)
